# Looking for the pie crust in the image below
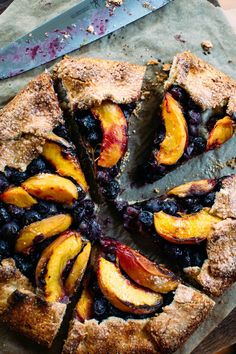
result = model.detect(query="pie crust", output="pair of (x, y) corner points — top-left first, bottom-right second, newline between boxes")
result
(62, 284), (214, 354)
(53, 56), (145, 110)
(0, 258), (66, 347)
(0, 72), (62, 171)
(165, 51), (236, 115)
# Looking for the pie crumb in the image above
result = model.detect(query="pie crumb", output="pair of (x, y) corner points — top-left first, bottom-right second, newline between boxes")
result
(201, 40), (213, 53)
(147, 59), (159, 65)
(106, 0), (123, 6)
(87, 25), (95, 34)
(162, 63), (171, 72)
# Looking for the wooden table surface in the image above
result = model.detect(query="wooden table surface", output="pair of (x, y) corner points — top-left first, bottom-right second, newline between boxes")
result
(0, 1), (235, 353)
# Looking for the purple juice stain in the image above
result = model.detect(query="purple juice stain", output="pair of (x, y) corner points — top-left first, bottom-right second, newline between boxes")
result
(26, 45), (41, 60)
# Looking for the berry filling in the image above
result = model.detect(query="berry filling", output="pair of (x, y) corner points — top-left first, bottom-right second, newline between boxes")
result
(137, 86), (234, 184)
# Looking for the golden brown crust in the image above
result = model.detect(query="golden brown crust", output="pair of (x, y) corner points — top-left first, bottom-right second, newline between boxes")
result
(0, 72), (62, 171)
(54, 56), (145, 111)
(165, 51), (236, 115)
(146, 284), (214, 353)
(207, 219), (236, 278)
(63, 285), (214, 354)
(184, 261), (235, 297)
(210, 175), (236, 219)
(0, 258), (66, 347)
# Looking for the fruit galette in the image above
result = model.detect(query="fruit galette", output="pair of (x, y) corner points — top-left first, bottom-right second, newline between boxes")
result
(0, 52), (235, 353)
(120, 175), (236, 296)
(137, 52), (236, 184)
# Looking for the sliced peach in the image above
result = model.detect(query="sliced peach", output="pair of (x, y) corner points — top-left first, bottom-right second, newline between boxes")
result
(167, 179), (216, 198)
(75, 287), (93, 322)
(42, 140), (88, 192)
(22, 173), (78, 204)
(15, 214), (72, 254)
(97, 257), (162, 314)
(0, 186), (37, 208)
(207, 116), (234, 151)
(36, 231), (82, 302)
(46, 132), (71, 148)
(91, 101), (128, 168)
(154, 209), (221, 244)
(155, 93), (188, 165)
(102, 239), (179, 293)
(65, 242), (91, 296)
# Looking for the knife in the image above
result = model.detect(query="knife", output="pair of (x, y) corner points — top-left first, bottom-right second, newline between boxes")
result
(0, 0), (172, 80)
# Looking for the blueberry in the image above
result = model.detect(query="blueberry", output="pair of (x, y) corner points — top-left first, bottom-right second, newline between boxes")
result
(0, 240), (10, 258)
(0, 221), (20, 239)
(154, 131), (165, 146)
(81, 115), (97, 131)
(188, 110), (202, 125)
(97, 170), (110, 184)
(73, 207), (85, 225)
(13, 254), (34, 279)
(35, 201), (58, 216)
(0, 208), (11, 224)
(191, 203), (203, 213)
(94, 298), (107, 318)
(138, 211), (153, 227)
(0, 173), (9, 193)
(5, 167), (28, 184)
(125, 206), (139, 218)
(109, 165), (119, 178)
(107, 302), (124, 317)
(184, 197), (202, 212)
(23, 210), (41, 225)
(106, 253), (116, 263)
(53, 125), (69, 139)
(83, 200), (95, 217)
(7, 205), (25, 220)
(145, 199), (162, 212)
(87, 132), (100, 145)
(88, 220), (101, 241)
(169, 86), (186, 102)
(103, 180), (120, 200)
(191, 137), (206, 154)
(188, 124), (198, 137)
(27, 157), (47, 175)
(202, 192), (216, 207)
(162, 200), (178, 215)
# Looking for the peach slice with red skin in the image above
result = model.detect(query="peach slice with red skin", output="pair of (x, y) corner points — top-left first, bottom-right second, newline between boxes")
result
(91, 101), (128, 168)
(155, 93), (188, 165)
(65, 242), (91, 296)
(167, 179), (217, 198)
(97, 257), (162, 314)
(36, 231), (83, 302)
(75, 287), (94, 322)
(22, 173), (78, 204)
(0, 186), (37, 208)
(101, 239), (179, 293)
(154, 208), (221, 244)
(15, 214), (72, 254)
(42, 138), (88, 192)
(207, 116), (234, 151)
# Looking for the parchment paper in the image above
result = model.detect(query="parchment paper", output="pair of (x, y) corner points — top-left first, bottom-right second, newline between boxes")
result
(0, 0), (236, 353)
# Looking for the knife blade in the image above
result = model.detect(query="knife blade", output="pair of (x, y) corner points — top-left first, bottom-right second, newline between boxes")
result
(0, 0), (172, 80)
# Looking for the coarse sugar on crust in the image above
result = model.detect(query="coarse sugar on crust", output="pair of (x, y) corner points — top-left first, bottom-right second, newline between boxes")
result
(62, 284), (214, 354)
(184, 260), (235, 297)
(165, 51), (236, 115)
(0, 72), (63, 171)
(207, 219), (236, 278)
(53, 56), (146, 111)
(0, 258), (66, 347)
(210, 175), (236, 219)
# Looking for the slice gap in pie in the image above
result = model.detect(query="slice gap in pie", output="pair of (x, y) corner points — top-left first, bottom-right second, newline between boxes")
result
(120, 174), (236, 296)
(136, 52), (236, 184)
(53, 56), (146, 202)
(62, 238), (214, 354)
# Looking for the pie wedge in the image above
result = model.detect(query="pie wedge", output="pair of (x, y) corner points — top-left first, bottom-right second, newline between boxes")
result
(120, 175), (236, 296)
(137, 52), (236, 184)
(53, 56), (145, 201)
(62, 238), (214, 354)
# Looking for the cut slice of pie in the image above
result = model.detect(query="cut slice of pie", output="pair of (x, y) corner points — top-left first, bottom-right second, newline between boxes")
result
(120, 175), (236, 296)
(137, 52), (236, 184)
(62, 238), (214, 354)
(53, 56), (145, 201)
(0, 71), (101, 347)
